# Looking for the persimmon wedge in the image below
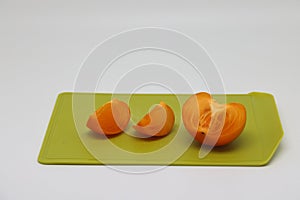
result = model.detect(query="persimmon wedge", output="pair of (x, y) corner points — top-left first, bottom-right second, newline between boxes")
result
(182, 92), (246, 146)
(86, 99), (130, 135)
(133, 102), (175, 137)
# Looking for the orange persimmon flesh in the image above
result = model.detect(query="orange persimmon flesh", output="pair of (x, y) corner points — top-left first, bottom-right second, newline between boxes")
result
(182, 92), (246, 146)
(133, 102), (175, 137)
(86, 99), (130, 135)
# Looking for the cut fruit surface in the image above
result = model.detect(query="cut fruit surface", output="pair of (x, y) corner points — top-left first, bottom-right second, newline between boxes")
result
(182, 92), (246, 146)
(133, 102), (175, 137)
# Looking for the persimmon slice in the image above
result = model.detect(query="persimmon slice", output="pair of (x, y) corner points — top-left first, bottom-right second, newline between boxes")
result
(86, 99), (130, 135)
(182, 92), (246, 146)
(133, 102), (175, 137)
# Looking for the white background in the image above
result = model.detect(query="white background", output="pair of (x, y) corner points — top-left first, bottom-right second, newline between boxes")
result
(0, 0), (299, 199)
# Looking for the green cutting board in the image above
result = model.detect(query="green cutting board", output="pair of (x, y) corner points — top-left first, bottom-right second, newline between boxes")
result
(38, 92), (283, 166)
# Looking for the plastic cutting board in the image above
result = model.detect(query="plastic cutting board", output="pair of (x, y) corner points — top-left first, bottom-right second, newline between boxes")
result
(38, 92), (284, 166)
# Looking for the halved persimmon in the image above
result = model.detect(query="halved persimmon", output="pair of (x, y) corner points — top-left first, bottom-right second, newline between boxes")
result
(133, 102), (175, 137)
(86, 99), (130, 135)
(182, 92), (246, 146)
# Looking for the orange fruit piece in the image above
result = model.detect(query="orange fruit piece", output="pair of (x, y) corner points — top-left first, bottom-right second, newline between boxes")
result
(86, 99), (130, 135)
(182, 92), (246, 146)
(133, 102), (175, 137)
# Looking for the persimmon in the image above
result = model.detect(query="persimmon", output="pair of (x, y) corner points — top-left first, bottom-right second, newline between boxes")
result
(86, 99), (130, 135)
(133, 102), (175, 137)
(182, 92), (246, 146)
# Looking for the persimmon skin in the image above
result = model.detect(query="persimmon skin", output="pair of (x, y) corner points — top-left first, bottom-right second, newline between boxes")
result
(133, 102), (175, 137)
(182, 92), (247, 146)
(86, 99), (130, 135)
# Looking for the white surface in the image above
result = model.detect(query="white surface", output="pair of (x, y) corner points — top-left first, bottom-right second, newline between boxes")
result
(0, 0), (299, 199)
